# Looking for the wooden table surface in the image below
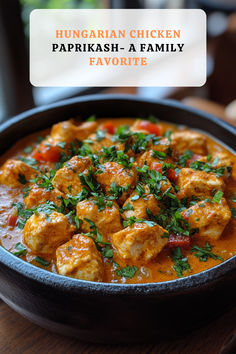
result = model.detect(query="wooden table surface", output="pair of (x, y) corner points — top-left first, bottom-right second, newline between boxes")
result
(0, 94), (235, 354)
(0, 299), (235, 354)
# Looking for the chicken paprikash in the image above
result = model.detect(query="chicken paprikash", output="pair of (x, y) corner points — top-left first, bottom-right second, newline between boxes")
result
(0, 117), (235, 283)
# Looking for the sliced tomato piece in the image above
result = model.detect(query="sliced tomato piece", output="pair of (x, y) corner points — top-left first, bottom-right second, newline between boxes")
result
(167, 168), (178, 182)
(100, 122), (116, 135)
(7, 214), (18, 227)
(34, 143), (60, 162)
(167, 234), (191, 249)
(136, 120), (161, 136)
(187, 154), (202, 166)
(152, 162), (163, 173)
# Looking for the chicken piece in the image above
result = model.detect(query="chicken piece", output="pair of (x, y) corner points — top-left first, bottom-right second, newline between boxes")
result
(52, 156), (92, 196)
(0, 159), (37, 188)
(136, 148), (173, 169)
(171, 130), (208, 157)
(96, 162), (137, 205)
(211, 153), (233, 179)
(24, 185), (64, 209)
(211, 152), (233, 170)
(86, 132), (114, 154)
(151, 137), (171, 154)
(112, 223), (168, 262)
(76, 199), (122, 235)
(130, 120), (151, 134)
(56, 234), (104, 282)
(50, 120), (98, 143)
(177, 168), (225, 199)
(24, 211), (75, 254)
(181, 198), (231, 240)
(160, 178), (175, 193)
(122, 186), (160, 220)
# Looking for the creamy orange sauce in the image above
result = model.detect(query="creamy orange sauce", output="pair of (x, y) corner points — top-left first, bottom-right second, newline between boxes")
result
(0, 118), (235, 284)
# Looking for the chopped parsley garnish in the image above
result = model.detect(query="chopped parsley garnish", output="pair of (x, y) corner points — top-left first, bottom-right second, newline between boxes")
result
(33, 201), (59, 215)
(152, 150), (166, 160)
(72, 215), (81, 229)
(134, 183), (146, 199)
(112, 125), (131, 144)
(189, 160), (226, 177)
(119, 203), (134, 213)
(34, 256), (50, 267)
(115, 265), (138, 279)
(96, 130), (106, 142)
(101, 245), (113, 259)
(57, 141), (66, 149)
(101, 146), (134, 169)
(108, 182), (130, 200)
(22, 186), (31, 198)
(231, 208), (236, 219)
(86, 115), (96, 122)
(164, 130), (172, 142)
(84, 219), (112, 258)
(171, 247), (191, 277)
(18, 156), (38, 168)
(212, 190), (223, 203)
(12, 242), (27, 257)
(12, 200), (64, 229)
(132, 132), (160, 154)
(30, 170), (55, 191)
(178, 150), (193, 167)
(79, 167), (101, 193)
(55, 152), (70, 170)
(191, 242), (223, 262)
(123, 216), (156, 228)
(24, 146), (33, 154)
(148, 115), (159, 123)
(12, 202), (33, 229)
(90, 192), (115, 212)
(64, 188), (90, 208)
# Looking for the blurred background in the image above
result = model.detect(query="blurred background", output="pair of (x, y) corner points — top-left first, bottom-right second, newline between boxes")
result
(0, 0), (236, 125)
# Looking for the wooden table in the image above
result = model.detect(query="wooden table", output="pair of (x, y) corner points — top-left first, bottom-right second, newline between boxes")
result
(0, 299), (235, 353)
(0, 94), (235, 353)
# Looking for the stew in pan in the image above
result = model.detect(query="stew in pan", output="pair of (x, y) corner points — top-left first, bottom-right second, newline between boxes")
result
(0, 117), (235, 283)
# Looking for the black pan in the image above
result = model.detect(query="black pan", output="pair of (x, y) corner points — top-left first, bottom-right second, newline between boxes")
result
(0, 94), (235, 344)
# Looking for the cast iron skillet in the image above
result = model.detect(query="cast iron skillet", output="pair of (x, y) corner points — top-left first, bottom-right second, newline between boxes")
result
(0, 95), (235, 344)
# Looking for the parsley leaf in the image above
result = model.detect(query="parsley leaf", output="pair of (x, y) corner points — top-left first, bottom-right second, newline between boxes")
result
(30, 170), (55, 191)
(212, 190), (223, 203)
(116, 265), (138, 279)
(24, 146), (33, 154)
(231, 208), (236, 219)
(119, 203), (134, 213)
(171, 247), (191, 277)
(12, 242), (27, 257)
(189, 160), (226, 177)
(18, 156), (38, 168)
(152, 150), (166, 160)
(79, 167), (101, 193)
(178, 150), (193, 167)
(86, 115), (96, 122)
(123, 216), (156, 228)
(191, 242), (223, 262)
(109, 182), (130, 200)
(34, 256), (50, 267)
(96, 130), (106, 142)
